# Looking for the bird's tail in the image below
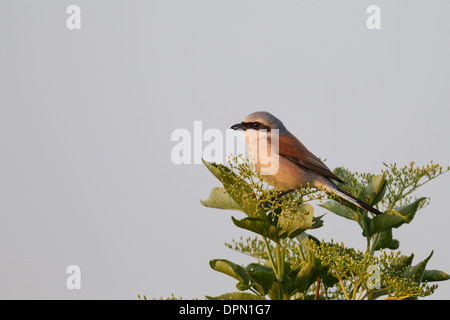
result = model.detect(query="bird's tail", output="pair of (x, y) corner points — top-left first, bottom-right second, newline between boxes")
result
(331, 186), (384, 216)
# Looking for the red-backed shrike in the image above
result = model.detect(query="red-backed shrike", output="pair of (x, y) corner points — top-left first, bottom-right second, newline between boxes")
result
(231, 111), (383, 216)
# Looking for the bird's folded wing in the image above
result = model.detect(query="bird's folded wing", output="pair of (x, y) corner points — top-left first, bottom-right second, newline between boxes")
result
(276, 134), (346, 185)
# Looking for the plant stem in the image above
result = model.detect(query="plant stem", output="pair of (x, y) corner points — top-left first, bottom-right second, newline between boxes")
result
(356, 287), (365, 300)
(263, 237), (290, 300)
(352, 281), (360, 300)
(276, 243), (284, 298)
(262, 237), (277, 275)
(314, 277), (321, 300)
(276, 242), (289, 300)
(338, 278), (350, 300)
(296, 242), (306, 262)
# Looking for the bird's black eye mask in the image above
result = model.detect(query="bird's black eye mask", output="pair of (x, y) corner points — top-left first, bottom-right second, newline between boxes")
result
(240, 122), (272, 131)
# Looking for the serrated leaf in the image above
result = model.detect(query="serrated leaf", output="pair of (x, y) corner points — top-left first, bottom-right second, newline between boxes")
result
(231, 216), (286, 242)
(245, 263), (274, 274)
(369, 197), (427, 236)
(209, 259), (249, 286)
(246, 263), (275, 296)
(202, 160), (266, 219)
(201, 187), (243, 212)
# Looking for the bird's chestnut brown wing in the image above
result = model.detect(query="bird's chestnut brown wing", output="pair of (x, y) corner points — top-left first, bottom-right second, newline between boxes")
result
(276, 134), (346, 185)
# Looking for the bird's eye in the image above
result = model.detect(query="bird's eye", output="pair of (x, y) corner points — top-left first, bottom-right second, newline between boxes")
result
(252, 122), (261, 129)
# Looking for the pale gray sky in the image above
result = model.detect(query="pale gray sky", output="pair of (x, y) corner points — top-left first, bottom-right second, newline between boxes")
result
(0, 1), (449, 299)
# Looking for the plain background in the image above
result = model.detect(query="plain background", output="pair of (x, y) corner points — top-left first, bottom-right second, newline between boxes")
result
(0, 1), (449, 299)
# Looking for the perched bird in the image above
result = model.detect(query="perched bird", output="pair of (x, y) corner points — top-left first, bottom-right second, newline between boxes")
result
(231, 111), (383, 216)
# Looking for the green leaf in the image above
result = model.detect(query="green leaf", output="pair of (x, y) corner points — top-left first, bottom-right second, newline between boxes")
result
(359, 215), (372, 237)
(392, 254), (415, 270)
(295, 262), (315, 293)
(205, 292), (264, 300)
(422, 270), (450, 282)
(359, 173), (387, 207)
(201, 187), (243, 212)
(320, 172), (387, 236)
(396, 197), (427, 218)
(267, 282), (280, 300)
(235, 281), (253, 291)
(369, 197), (427, 236)
(322, 201), (371, 236)
(231, 216), (286, 243)
(404, 251), (434, 284)
(295, 249), (323, 294)
(319, 200), (359, 221)
(246, 263), (275, 296)
(202, 160), (266, 219)
(320, 268), (340, 288)
(371, 229), (400, 252)
(372, 174), (387, 195)
(209, 259), (249, 288)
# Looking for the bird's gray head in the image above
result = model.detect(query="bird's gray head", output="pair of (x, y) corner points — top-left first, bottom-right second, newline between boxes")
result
(230, 111), (288, 134)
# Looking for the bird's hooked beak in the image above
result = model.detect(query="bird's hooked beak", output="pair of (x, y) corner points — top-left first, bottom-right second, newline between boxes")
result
(231, 123), (245, 131)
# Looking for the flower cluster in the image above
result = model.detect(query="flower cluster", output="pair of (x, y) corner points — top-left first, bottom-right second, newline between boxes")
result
(307, 240), (437, 300)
